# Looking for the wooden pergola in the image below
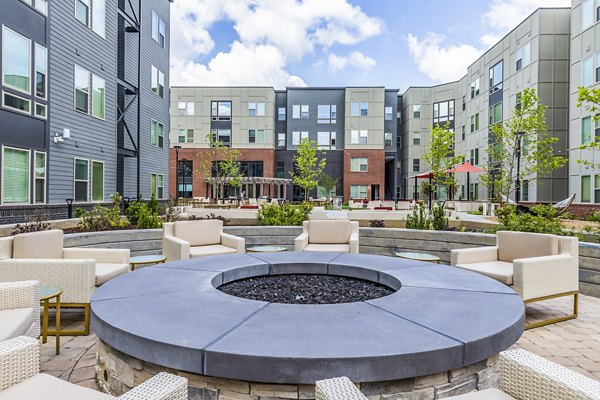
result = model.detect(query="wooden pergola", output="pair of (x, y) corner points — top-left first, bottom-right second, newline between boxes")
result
(206, 176), (292, 199)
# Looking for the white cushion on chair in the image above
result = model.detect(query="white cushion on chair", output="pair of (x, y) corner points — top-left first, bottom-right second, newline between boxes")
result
(497, 231), (558, 262)
(447, 388), (515, 400)
(190, 245), (237, 258)
(455, 261), (514, 285)
(307, 220), (352, 244)
(304, 244), (350, 252)
(13, 230), (64, 259)
(173, 220), (222, 247)
(0, 308), (34, 341)
(95, 263), (130, 286)
(0, 373), (113, 400)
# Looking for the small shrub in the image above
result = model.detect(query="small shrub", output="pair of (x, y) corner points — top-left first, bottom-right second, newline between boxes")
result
(78, 205), (128, 232)
(188, 213), (230, 226)
(369, 220), (385, 228)
(587, 210), (600, 222)
(75, 208), (85, 218)
(431, 203), (448, 230)
(257, 202), (313, 226)
(492, 204), (572, 236)
(11, 210), (51, 236)
(406, 202), (432, 230)
(125, 200), (161, 229)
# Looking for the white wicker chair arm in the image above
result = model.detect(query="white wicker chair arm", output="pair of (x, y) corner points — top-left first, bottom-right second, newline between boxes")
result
(0, 258), (95, 304)
(0, 336), (40, 391)
(349, 233), (359, 254)
(450, 246), (498, 266)
(63, 248), (130, 264)
(118, 372), (187, 400)
(294, 232), (309, 252)
(512, 254), (579, 301)
(163, 236), (190, 262)
(500, 348), (600, 399)
(220, 233), (245, 253)
(315, 377), (367, 400)
(0, 280), (40, 338)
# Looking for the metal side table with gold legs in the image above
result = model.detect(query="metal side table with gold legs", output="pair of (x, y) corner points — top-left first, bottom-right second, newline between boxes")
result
(40, 285), (62, 355)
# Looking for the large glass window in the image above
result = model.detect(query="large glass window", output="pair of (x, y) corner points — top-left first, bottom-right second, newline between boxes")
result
(301, 104), (309, 119)
(413, 132), (421, 145)
(318, 105), (337, 123)
(596, 52), (600, 82)
(178, 101), (194, 116)
(74, 158), (89, 202)
(92, 0), (106, 38)
(489, 102), (502, 125)
(151, 174), (164, 199)
(91, 161), (104, 201)
(3, 93), (30, 114)
(292, 105), (300, 119)
(2, 27), (31, 94)
(75, 0), (90, 27)
(34, 151), (46, 203)
(151, 66), (164, 97)
(516, 42), (530, 71)
(583, 0), (594, 29)
(278, 107), (286, 121)
(277, 133), (285, 147)
(582, 116), (592, 145)
(74, 66), (90, 113)
(292, 131), (308, 145)
(583, 56), (593, 86)
(151, 120), (164, 147)
(248, 102), (265, 116)
(489, 61), (503, 93)
(413, 159), (420, 172)
(470, 78), (480, 98)
(248, 129), (265, 144)
(317, 132), (335, 149)
(582, 175), (591, 203)
(385, 106), (393, 120)
(350, 185), (367, 199)
(350, 158), (368, 172)
(350, 130), (368, 144)
(433, 100), (454, 125)
(2, 147), (29, 204)
(351, 102), (368, 117)
(35, 44), (47, 99)
(413, 104), (421, 118)
(211, 129), (231, 146)
(92, 74), (105, 119)
(211, 101), (232, 121)
(152, 11), (166, 48)
(385, 132), (392, 147)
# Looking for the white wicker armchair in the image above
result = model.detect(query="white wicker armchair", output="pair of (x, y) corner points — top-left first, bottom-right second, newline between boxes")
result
(0, 336), (188, 399)
(295, 220), (359, 253)
(0, 230), (130, 335)
(0, 281), (40, 341)
(315, 349), (600, 400)
(450, 231), (579, 329)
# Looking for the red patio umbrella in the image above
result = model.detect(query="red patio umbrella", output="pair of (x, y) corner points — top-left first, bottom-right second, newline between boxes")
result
(445, 162), (483, 201)
(409, 171), (434, 205)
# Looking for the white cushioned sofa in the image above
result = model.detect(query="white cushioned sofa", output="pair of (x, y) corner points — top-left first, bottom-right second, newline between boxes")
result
(163, 220), (245, 261)
(451, 231), (579, 329)
(295, 220), (359, 253)
(0, 281), (39, 342)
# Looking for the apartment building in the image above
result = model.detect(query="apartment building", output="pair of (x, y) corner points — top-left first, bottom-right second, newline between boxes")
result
(401, 8), (571, 203)
(0, 0), (172, 222)
(169, 87), (401, 202)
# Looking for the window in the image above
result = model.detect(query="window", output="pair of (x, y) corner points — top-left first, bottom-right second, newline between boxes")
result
(151, 120), (164, 147)
(34, 151), (45, 203)
(278, 133), (286, 147)
(276, 162), (284, 179)
(292, 131), (308, 145)
(178, 129), (194, 143)
(74, 66), (104, 119)
(582, 175), (591, 203)
(248, 102), (265, 116)
(292, 105), (300, 119)
(249, 129), (265, 144)
(471, 114), (479, 132)
(151, 65), (164, 97)
(35, 103), (46, 119)
(317, 132), (336, 149)
(278, 107), (286, 121)
(74, 158), (89, 202)
(91, 161), (104, 202)
(351, 102), (368, 117)
(211, 101), (231, 121)
(350, 185), (368, 199)
(461, 126), (466, 141)
(178, 101), (194, 116)
(3, 93), (30, 114)
(350, 130), (368, 144)
(433, 100), (454, 125)
(522, 180), (529, 201)
(489, 61), (503, 93)
(35, 44), (47, 99)
(475, 113), (480, 130)
(32, 0), (48, 15)
(516, 92), (522, 109)
(516, 42), (530, 71)
(582, 116), (592, 145)
(151, 174), (164, 199)
(2, 26), (31, 94)
(489, 102), (502, 125)
(384, 132), (392, 147)
(413, 132), (421, 145)
(187, 129), (194, 143)
(413, 104), (421, 118)
(583, 0), (594, 29)
(2, 147), (30, 204)
(92, 74), (105, 119)
(211, 129), (231, 146)
(76, 0), (106, 38)
(318, 105), (336, 123)
(385, 106), (393, 120)
(583, 56), (593, 86)
(240, 161), (264, 177)
(470, 78), (480, 98)
(351, 158), (368, 172)
(596, 53), (600, 83)
(152, 11), (166, 48)
(462, 96), (466, 111)
(595, 175), (600, 203)
(301, 104), (309, 119)
(470, 183), (479, 201)
(413, 159), (420, 172)
(475, 148), (479, 165)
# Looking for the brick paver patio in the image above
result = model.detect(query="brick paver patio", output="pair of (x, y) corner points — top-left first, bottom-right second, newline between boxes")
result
(39, 293), (600, 393)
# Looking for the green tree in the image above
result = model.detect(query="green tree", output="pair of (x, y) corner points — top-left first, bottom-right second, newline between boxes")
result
(291, 138), (326, 201)
(196, 133), (242, 200)
(422, 123), (462, 199)
(319, 173), (339, 197)
(481, 88), (566, 203)
(576, 86), (600, 169)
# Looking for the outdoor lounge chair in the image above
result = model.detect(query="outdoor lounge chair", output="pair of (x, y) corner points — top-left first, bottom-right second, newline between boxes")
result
(0, 336), (188, 399)
(451, 231), (579, 329)
(295, 220), (359, 253)
(162, 220), (245, 261)
(0, 230), (130, 335)
(0, 281), (39, 342)
(315, 349), (600, 399)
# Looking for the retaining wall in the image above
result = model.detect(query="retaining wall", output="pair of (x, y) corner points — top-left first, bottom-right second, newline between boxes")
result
(62, 227), (600, 297)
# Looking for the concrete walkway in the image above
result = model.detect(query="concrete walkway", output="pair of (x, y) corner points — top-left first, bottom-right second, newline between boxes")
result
(40, 294), (600, 392)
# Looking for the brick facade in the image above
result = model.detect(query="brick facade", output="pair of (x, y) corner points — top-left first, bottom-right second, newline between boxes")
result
(343, 150), (386, 201)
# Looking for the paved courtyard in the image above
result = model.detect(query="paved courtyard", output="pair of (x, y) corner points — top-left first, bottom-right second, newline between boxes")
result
(39, 293), (600, 393)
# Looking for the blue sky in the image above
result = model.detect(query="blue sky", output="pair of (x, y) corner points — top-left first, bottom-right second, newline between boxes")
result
(170, 0), (571, 92)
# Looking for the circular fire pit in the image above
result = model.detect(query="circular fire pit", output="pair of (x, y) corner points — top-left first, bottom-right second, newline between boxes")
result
(91, 252), (524, 398)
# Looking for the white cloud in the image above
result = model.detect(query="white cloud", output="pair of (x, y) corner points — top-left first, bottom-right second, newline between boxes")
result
(328, 51), (376, 72)
(169, 0), (383, 88)
(407, 33), (482, 83)
(482, 0), (571, 33)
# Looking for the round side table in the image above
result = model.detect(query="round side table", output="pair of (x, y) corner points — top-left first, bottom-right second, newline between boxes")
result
(247, 245), (288, 252)
(130, 255), (167, 271)
(395, 251), (441, 264)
